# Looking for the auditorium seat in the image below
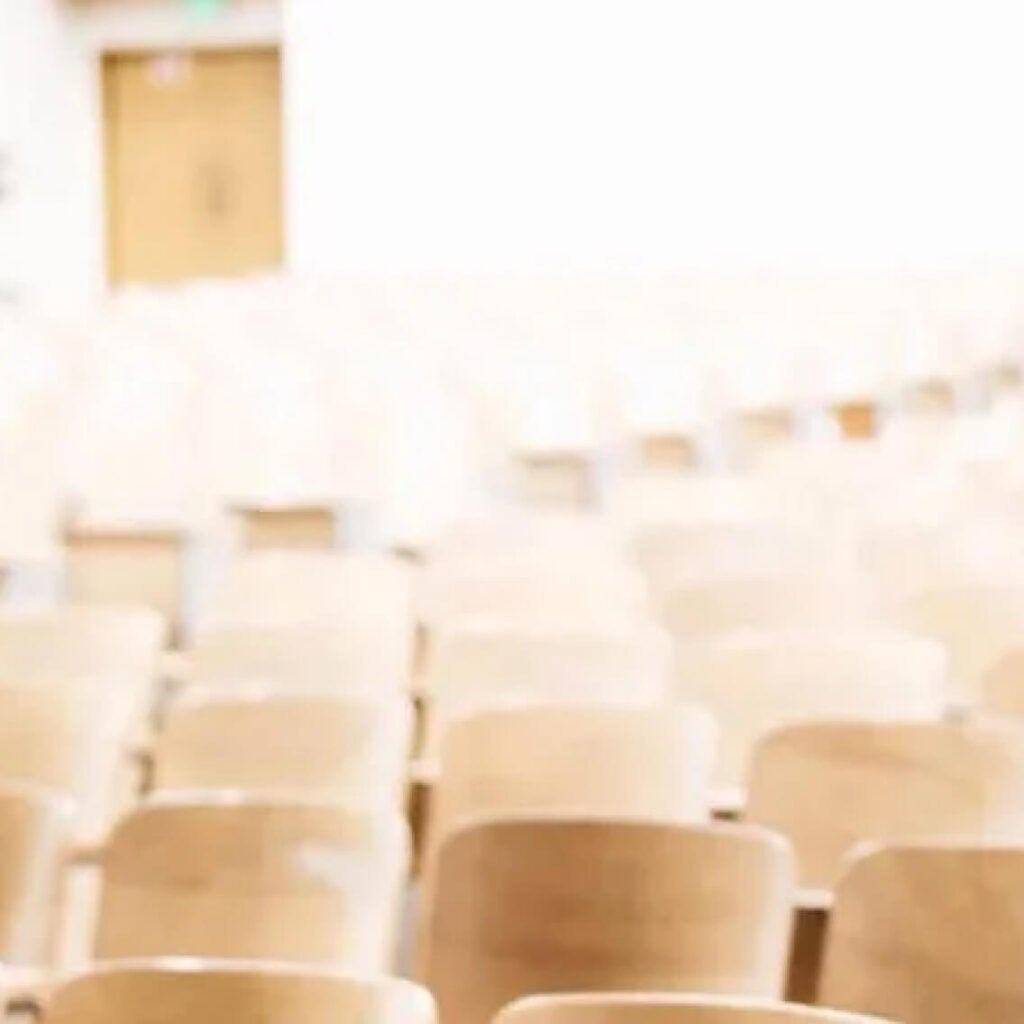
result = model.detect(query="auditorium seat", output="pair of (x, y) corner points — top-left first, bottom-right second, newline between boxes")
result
(746, 719), (1024, 889)
(44, 960), (435, 1024)
(422, 818), (796, 1024)
(0, 782), (73, 966)
(493, 993), (895, 1024)
(421, 623), (670, 757)
(92, 796), (408, 971)
(674, 629), (947, 799)
(152, 690), (413, 805)
(230, 502), (338, 549)
(820, 845), (1024, 1024)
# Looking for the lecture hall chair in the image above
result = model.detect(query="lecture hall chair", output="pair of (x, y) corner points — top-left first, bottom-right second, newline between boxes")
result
(422, 818), (796, 1024)
(493, 993), (896, 1024)
(746, 719), (1024, 890)
(674, 629), (947, 800)
(43, 960), (435, 1024)
(820, 844), (1024, 1024)
(0, 781), (73, 967)
(152, 689), (413, 806)
(91, 795), (409, 972)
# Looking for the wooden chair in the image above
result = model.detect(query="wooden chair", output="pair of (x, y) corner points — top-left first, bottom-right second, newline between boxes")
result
(429, 705), (716, 852)
(231, 503), (338, 549)
(45, 959), (435, 1024)
(93, 796), (409, 971)
(422, 818), (796, 1024)
(200, 553), (414, 690)
(896, 581), (1024, 702)
(820, 844), (1024, 1024)
(747, 719), (1024, 889)
(494, 993), (895, 1024)
(675, 629), (947, 795)
(63, 525), (186, 642)
(152, 690), (413, 805)
(661, 576), (875, 640)
(0, 681), (142, 839)
(632, 522), (848, 598)
(422, 623), (670, 757)
(0, 782), (73, 967)
(184, 625), (410, 694)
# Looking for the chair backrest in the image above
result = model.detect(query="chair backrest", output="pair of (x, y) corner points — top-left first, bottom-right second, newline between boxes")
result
(430, 705), (716, 852)
(94, 796), (408, 971)
(423, 624), (670, 755)
(494, 993), (896, 1024)
(661, 576), (875, 640)
(0, 605), (167, 683)
(632, 521), (847, 597)
(186, 624), (410, 694)
(896, 581), (1024, 700)
(199, 553), (414, 689)
(417, 563), (650, 634)
(45, 960), (435, 1024)
(423, 818), (795, 1024)
(820, 845), (1024, 1024)
(0, 680), (140, 837)
(63, 527), (185, 639)
(0, 781), (73, 966)
(153, 691), (413, 805)
(675, 629), (947, 790)
(982, 645), (1024, 717)
(746, 720), (1024, 888)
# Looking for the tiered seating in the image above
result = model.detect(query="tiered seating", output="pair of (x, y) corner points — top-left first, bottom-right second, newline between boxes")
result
(5, 274), (1024, 1023)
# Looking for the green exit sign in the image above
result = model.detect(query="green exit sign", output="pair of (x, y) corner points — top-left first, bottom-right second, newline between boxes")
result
(185, 0), (226, 18)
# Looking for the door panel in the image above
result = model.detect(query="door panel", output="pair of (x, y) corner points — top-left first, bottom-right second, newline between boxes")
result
(104, 48), (283, 285)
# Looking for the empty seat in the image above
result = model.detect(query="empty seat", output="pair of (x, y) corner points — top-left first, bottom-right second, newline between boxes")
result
(746, 720), (1024, 888)
(152, 690), (412, 805)
(199, 553), (414, 690)
(184, 625), (408, 694)
(494, 993), (896, 1024)
(661, 576), (876, 640)
(45, 959), (435, 1024)
(422, 818), (796, 1024)
(675, 629), (947, 794)
(429, 705), (716, 851)
(820, 845), (1024, 1024)
(93, 796), (408, 971)
(0, 781), (73, 966)
(896, 581), (1024, 702)
(422, 623), (670, 756)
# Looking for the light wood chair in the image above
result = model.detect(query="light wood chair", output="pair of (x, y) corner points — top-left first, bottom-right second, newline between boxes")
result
(0, 681), (142, 839)
(820, 844), (1024, 1024)
(896, 580), (1024, 702)
(184, 624), (409, 694)
(152, 690), (413, 805)
(675, 629), (947, 794)
(494, 993), (895, 1024)
(429, 705), (716, 852)
(63, 526), (186, 642)
(231, 503), (338, 549)
(0, 782), (73, 967)
(93, 796), (409, 971)
(45, 959), (435, 1024)
(422, 818), (796, 1024)
(422, 623), (670, 757)
(200, 553), (414, 691)
(747, 719), (1024, 889)
(661, 576), (876, 640)
(632, 522), (848, 598)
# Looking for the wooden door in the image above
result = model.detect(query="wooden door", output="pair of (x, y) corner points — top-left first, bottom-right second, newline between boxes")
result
(103, 48), (283, 285)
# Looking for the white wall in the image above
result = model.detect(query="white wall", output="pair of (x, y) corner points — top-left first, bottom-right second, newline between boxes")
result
(5, 0), (1024, 299)
(284, 0), (1024, 275)
(0, 0), (279, 303)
